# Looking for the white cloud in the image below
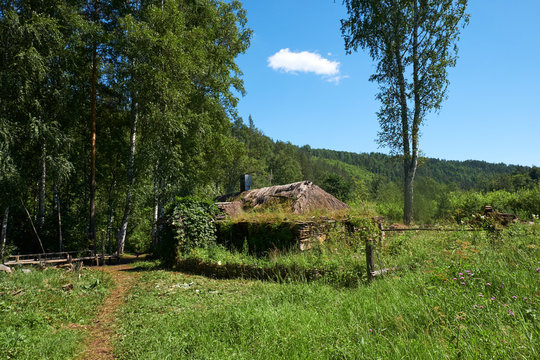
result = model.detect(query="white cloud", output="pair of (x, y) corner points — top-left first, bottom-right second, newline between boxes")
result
(267, 48), (344, 82)
(327, 74), (350, 84)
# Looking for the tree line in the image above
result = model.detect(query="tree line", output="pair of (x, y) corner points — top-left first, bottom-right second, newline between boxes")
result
(0, 0), (251, 256)
(1, 0), (536, 257)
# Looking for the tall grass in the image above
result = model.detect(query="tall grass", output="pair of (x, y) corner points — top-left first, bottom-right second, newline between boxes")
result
(115, 223), (539, 359)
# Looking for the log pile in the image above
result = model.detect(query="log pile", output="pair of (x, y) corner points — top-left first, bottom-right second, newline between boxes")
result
(483, 206), (517, 225)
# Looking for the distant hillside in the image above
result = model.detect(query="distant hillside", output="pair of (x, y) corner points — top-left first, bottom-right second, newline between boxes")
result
(307, 148), (531, 191)
(229, 119), (537, 202)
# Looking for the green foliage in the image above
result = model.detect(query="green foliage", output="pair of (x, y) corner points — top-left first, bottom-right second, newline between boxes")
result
(347, 217), (380, 241)
(0, 0), (252, 254)
(376, 201), (403, 222)
(269, 148), (303, 185)
(321, 174), (354, 202)
(167, 197), (220, 256)
(0, 0), (537, 259)
(444, 183), (540, 222)
(218, 221), (298, 256)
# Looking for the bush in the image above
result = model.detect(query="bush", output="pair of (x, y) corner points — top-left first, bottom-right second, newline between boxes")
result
(157, 197), (220, 264)
(446, 183), (540, 222)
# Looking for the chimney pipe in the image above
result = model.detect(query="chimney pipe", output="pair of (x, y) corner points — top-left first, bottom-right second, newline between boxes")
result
(240, 174), (252, 192)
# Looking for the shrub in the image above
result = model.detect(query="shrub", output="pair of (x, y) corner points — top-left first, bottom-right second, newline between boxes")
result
(157, 197), (220, 264)
(444, 183), (540, 223)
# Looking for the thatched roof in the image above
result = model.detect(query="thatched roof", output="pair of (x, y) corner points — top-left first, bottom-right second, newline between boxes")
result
(216, 181), (348, 216)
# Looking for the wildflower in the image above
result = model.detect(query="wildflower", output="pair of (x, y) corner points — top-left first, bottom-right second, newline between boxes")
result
(508, 310), (514, 316)
(453, 278), (457, 280)
(460, 277), (465, 280)
(486, 283), (491, 286)
(536, 268), (540, 272)
(480, 306), (484, 309)
(461, 282), (466, 285)
(512, 296), (517, 299)
(479, 294), (483, 297)
(465, 270), (471, 273)
(473, 305), (478, 308)
(491, 297), (495, 301)
(369, 329), (373, 332)
(458, 273), (463, 276)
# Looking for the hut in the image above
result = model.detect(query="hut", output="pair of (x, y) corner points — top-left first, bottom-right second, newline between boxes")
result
(215, 181), (348, 217)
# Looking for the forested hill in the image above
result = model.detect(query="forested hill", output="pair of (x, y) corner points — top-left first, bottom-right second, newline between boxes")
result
(229, 118), (536, 194)
(307, 148), (532, 191)
(227, 120), (538, 225)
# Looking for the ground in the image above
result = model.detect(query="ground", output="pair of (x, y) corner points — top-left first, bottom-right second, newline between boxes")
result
(1, 224), (538, 359)
(77, 263), (140, 360)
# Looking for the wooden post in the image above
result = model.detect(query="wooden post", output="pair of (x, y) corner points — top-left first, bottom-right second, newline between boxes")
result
(365, 237), (375, 281)
(378, 223), (384, 245)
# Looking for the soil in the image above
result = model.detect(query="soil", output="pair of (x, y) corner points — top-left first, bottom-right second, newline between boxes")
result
(76, 261), (140, 360)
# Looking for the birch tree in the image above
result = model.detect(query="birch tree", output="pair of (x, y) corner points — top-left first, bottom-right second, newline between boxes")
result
(341, 0), (468, 224)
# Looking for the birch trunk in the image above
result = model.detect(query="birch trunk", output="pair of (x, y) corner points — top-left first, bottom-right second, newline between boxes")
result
(151, 169), (159, 251)
(1, 207), (9, 258)
(117, 101), (138, 254)
(107, 177), (116, 255)
(403, 1), (421, 225)
(53, 184), (63, 252)
(37, 145), (46, 229)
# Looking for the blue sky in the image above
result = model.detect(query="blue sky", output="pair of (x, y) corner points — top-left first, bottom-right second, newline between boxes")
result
(235, 0), (540, 167)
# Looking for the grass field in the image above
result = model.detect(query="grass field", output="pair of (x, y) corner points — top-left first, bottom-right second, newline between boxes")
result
(115, 223), (539, 359)
(1, 223), (538, 359)
(0, 267), (112, 359)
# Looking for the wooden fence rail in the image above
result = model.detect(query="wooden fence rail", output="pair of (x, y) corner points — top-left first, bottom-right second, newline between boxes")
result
(4, 250), (118, 266)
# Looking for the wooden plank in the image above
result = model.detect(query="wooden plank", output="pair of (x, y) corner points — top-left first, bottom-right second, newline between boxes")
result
(9, 250), (93, 258)
(4, 254), (117, 266)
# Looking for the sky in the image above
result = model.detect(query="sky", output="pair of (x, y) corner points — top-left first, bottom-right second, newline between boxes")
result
(234, 0), (540, 167)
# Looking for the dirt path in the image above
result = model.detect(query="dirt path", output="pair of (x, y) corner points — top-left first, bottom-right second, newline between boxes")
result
(77, 263), (140, 360)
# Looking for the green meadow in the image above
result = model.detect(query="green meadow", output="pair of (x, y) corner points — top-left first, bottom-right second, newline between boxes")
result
(115, 223), (538, 359)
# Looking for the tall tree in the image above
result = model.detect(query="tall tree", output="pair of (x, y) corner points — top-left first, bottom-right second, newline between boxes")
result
(1, 0), (78, 251)
(0, 0), (251, 255)
(112, 0), (251, 252)
(87, 0), (101, 249)
(341, 0), (468, 224)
